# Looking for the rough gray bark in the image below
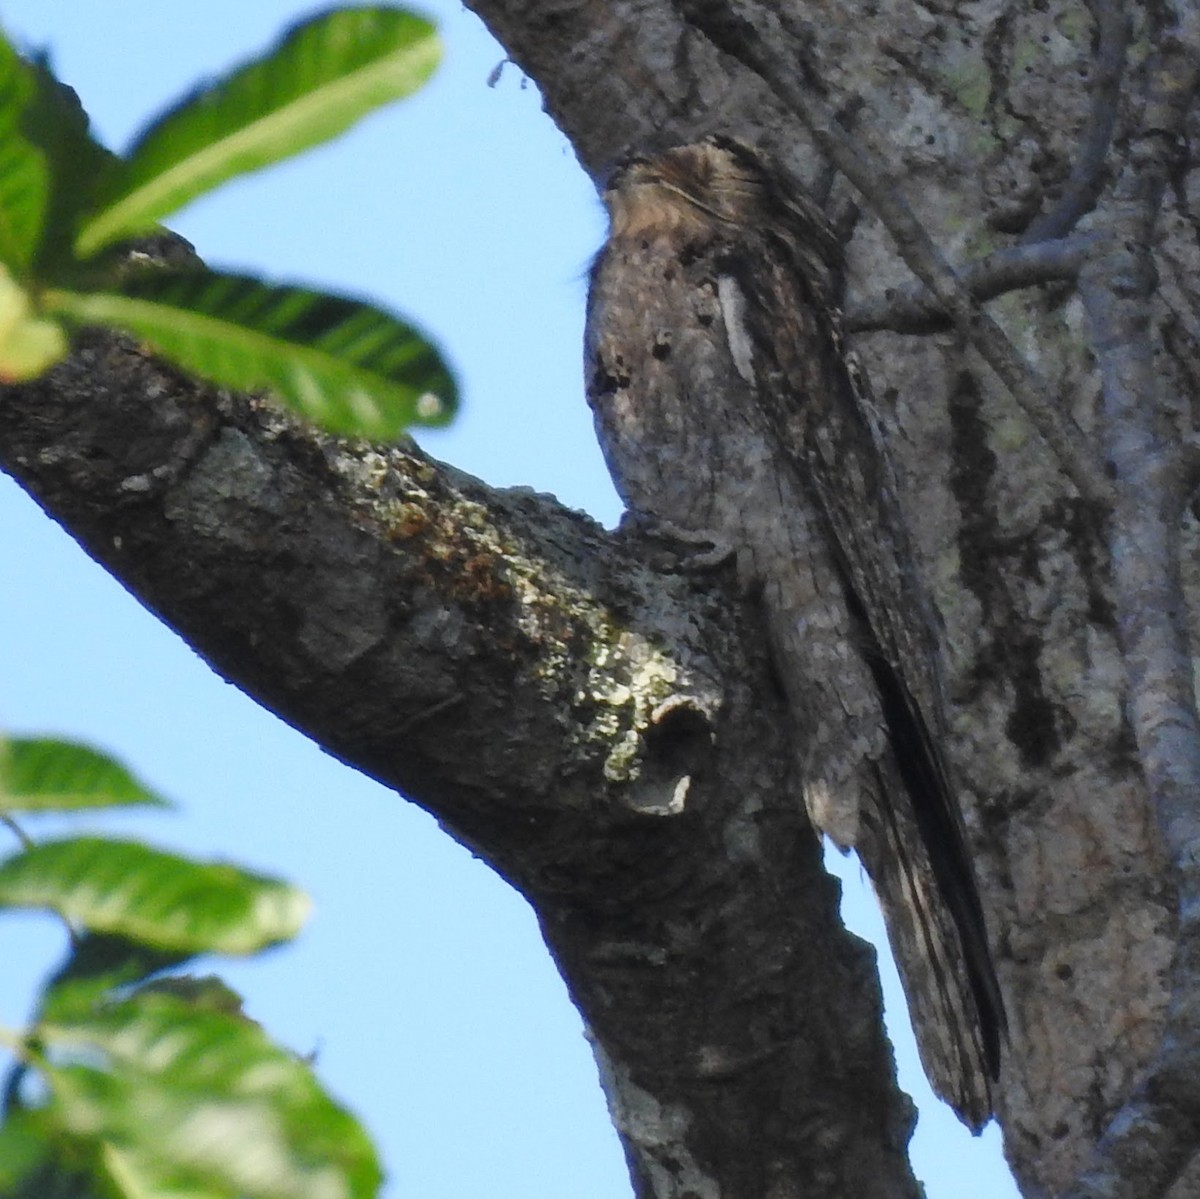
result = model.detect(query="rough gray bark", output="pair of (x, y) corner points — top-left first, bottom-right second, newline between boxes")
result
(0, 332), (922, 1198)
(3, 0), (1200, 1195)
(461, 1), (1199, 1194)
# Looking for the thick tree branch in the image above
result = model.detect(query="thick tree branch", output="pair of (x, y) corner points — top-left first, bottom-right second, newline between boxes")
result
(1068, 39), (1200, 1199)
(0, 333), (927, 1198)
(0, 337), (659, 841)
(6, 1), (1190, 1192)
(845, 236), (1098, 334)
(1020, 0), (1130, 244)
(449, 2), (1181, 1191)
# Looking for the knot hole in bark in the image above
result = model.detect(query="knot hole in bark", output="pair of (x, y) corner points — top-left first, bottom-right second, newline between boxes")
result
(621, 697), (716, 817)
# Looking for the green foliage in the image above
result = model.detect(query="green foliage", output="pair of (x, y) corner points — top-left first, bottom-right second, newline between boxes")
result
(0, 837), (310, 954)
(0, 5), (456, 434)
(0, 260), (66, 377)
(0, 10), (432, 1190)
(0, 36), (49, 273)
(48, 270), (454, 437)
(38, 991), (382, 1199)
(21, 55), (118, 278)
(0, 737), (171, 813)
(77, 8), (439, 257)
(0, 738), (381, 1199)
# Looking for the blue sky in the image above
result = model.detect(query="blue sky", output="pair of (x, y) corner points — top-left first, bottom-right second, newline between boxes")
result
(0, 4), (1018, 1196)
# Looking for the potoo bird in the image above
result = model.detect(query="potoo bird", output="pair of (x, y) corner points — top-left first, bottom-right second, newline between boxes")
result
(585, 136), (1004, 1129)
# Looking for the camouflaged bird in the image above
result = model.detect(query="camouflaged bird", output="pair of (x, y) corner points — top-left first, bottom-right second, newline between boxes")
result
(585, 136), (1004, 1129)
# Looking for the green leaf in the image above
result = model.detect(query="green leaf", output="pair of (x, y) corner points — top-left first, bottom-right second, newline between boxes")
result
(133, 974), (249, 1019)
(0, 1130), (106, 1199)
(0, 738), (171, 814)
(47, 271), (457, 437)
(0, 1110), (52, 1194)
(41, 992), (382, 1199)
(19, 55), (117, 278)
(0, 32), (48, 274)
(0, 837), (310, 954)
(0, 263), (66, 379)
(0, 38), (116, 279)
(77, 7), (440, 258)
(41, 932), (192, 1024)
(2, 1158), (105, 1199)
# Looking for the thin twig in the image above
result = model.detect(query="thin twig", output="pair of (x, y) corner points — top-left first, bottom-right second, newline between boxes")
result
(1021, 0), (1131, 243)
(1065, 39), (1200, 1199)
(1, 813), (34, 852)
(845, 235), (1099, 333)
(675, 0), (1114, 507)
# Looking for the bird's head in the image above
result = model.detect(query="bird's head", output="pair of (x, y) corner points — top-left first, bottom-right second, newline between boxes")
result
(602, 137), (771, 240)
(602, 138), (840, 276)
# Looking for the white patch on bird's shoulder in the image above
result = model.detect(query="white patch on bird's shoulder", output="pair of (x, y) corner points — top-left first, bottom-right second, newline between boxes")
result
(716, 274), (756, 386)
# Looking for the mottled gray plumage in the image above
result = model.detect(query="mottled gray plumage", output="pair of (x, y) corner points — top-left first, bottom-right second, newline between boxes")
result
(585, 137), (1004, 1129)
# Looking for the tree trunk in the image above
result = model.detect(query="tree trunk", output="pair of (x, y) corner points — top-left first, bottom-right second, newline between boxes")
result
(4, 1), (1200, 1196)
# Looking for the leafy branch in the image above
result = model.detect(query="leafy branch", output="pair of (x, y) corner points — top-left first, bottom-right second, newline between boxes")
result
(0, 5), (456, 441)
(0, 734), (380, 1199)
(0, 7), (459, 1195)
